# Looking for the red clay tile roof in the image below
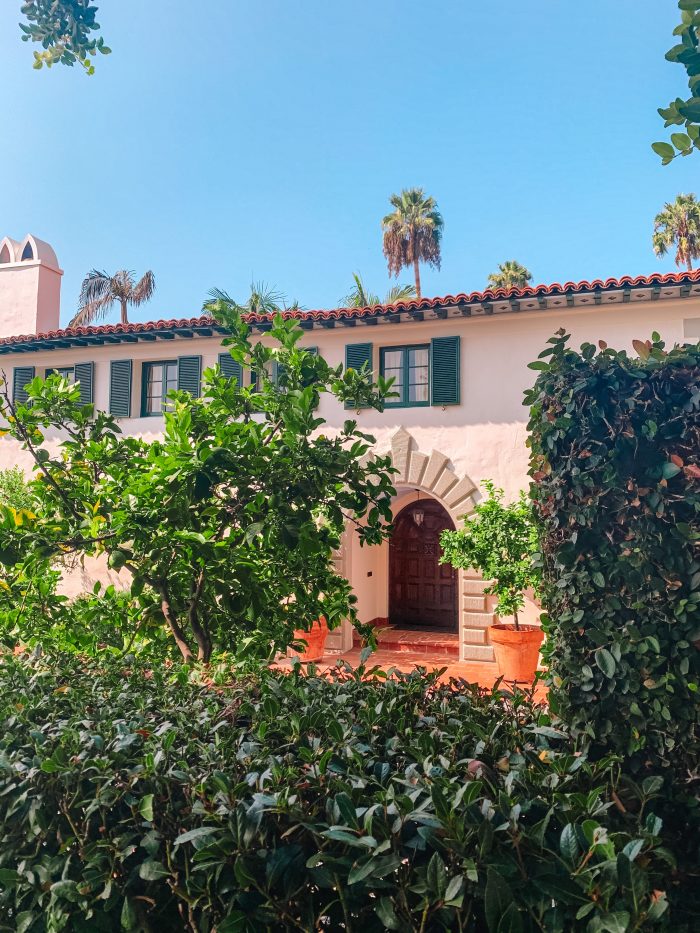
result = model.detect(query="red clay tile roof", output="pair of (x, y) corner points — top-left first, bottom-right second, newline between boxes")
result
(1, 269), (699, 352)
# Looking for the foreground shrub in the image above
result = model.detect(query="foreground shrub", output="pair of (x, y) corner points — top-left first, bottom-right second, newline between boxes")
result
(0, 653), (695, 932)
(526, 333), (700, 782)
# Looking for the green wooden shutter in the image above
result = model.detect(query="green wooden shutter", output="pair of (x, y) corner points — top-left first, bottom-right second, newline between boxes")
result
(74, 362), (94, 406)
(109, 360), (132, 417)
(12, 366), (35, 405)
(177, 355), (201, 397)
(344, 342), (373, 409)
(218, 352), (243, 385)
(430, 336), (460, 406)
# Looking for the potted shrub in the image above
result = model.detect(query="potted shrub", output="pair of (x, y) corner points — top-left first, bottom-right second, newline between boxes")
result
(440, 482), (543, 682)
(290, 616), (329, 662)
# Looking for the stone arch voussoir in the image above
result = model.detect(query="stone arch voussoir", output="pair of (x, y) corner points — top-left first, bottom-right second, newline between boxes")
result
(388, 427), (478, 525)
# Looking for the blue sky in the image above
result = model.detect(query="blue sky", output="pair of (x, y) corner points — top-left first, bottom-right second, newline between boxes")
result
(0, 0), (698, 325)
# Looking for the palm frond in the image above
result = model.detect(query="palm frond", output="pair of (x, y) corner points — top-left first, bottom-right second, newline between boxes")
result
(68, 292), (117, 328)
(340, 273), (381, 308)
(282, 299), (306, 313)
(487, 260), (532, 290)
(248, 281), (286, 315)
(385, 283), (416, 304)
(71, 270), (117, 327)
(78, 269), (113, 308)
(131, 270), (156, 306)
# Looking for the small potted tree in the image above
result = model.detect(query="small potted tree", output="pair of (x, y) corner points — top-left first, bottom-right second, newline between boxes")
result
(440, 482), (543, 682)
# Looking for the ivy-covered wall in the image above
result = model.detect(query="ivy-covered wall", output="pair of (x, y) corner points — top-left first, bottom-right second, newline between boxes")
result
(526, 331), (700, 778)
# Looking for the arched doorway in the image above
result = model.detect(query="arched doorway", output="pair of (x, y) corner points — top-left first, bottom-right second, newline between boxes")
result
(389, 498), (457, 631)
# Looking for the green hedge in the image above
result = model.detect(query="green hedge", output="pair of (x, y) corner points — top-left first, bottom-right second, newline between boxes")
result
(526, 333), (700, 782)
(0, 653), (696, 932)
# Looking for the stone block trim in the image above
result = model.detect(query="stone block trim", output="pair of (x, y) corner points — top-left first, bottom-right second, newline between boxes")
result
(407, 451), (429, 486)
(462, 578), (490, 594)
(462, 628), (488, 645)
(421, 450), (449, 492)
(461, 644), (495, 662)
(462, 595), (487, 611)
(390, 427), (412, 482)
(433, 469), (459, 500)
(445, 477), (478, 509)
(461, 611), (494, 629)
(385, 428), (479, 524)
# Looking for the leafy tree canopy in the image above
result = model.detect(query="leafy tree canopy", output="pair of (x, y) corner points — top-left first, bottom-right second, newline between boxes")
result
(20, 0), (110, 74)
(0, 302), (396, 663)
(653, 0), (700, 163)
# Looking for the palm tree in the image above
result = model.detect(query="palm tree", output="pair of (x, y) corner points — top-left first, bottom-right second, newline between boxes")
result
(652, 193), (700, 271)
(382, 188), (443, 298)
(70, 269), (155, 327)
(206, 282), (302, 315)
(487, 260), (533, 291)
(340, 273), (416, 308)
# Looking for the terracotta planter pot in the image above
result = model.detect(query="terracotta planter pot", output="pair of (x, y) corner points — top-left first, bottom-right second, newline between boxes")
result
(290, 617), (329, 662)
(489, 623), (543, 683)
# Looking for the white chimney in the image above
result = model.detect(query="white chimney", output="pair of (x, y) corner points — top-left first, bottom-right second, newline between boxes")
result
(0, 234), (62, 338)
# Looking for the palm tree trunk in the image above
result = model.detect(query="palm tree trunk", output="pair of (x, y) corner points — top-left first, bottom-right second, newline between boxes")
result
(688, 258), (693, 272)
(120, 298), (128, 325)
(413, 255), (422, 298)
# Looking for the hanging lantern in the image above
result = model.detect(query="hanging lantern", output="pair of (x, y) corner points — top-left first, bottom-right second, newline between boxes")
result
(413, 490), (424, 526)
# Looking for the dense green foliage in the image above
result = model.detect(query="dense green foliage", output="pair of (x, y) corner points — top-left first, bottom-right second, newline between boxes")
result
(525, 331), (700, 783)
(654, 1), (700, 163)
(0, 305), (396, 664)
(1, 652), (696, 932)
(0, 467), (36, 512)
(440, 482), (540, 629)
(20, 1), (110, 73)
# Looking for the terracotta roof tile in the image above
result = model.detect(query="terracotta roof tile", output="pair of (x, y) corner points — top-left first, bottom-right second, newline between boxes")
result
(1, 269), (699, 350)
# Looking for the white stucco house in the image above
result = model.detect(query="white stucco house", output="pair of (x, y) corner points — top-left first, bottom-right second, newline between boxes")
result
(1, 233), (699, 662)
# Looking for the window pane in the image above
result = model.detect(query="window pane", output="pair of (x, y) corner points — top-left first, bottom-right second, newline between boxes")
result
(385, 367), (403, 389)
(145, 364), (162, 414)
(408, 348), (429, 368)
(409, 382), (429, 402)
(384, 349), (403, 369)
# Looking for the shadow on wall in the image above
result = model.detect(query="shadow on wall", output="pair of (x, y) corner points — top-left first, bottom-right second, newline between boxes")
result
(56, 554), (129, 600)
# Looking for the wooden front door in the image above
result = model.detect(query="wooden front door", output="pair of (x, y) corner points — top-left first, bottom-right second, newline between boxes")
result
(389, 499), (457, 631)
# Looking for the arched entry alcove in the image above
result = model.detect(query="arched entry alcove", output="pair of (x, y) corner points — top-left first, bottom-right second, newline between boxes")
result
(389, 497), (457, 631)
(326, 427), (496, 662)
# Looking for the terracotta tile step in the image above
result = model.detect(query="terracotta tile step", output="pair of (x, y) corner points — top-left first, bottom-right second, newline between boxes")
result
(353, 628), (460, 657)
